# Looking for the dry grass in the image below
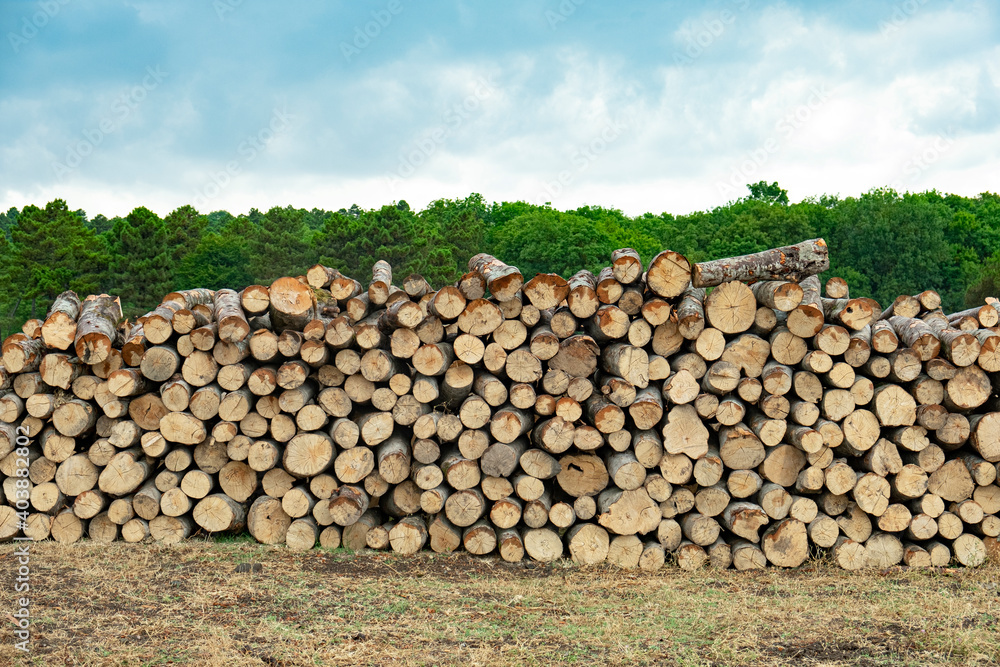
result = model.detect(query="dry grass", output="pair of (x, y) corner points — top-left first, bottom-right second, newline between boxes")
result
(1, 537), (999, 666)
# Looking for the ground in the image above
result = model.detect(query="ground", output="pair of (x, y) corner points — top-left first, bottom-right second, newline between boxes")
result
(1, 538), (998, 666)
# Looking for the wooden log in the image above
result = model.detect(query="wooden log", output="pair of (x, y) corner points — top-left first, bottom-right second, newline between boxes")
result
(469, 253), (523, 301)
(457, 298), (503, 336)
(243, 495), (291, 545)
(267, 277), (316, 332)
(646, 250), (691, 297)
(704, 281), (756, 334)
(40, 290), (82, 350)
(283, 431), (335, 478)
(565, 523), (609, 564)
(2, 335), (45, 374)
(523, 527), (563, 563)
(927, 459), (974, 502)
(522, 273), (569, 310)
(761, 518), (809, 567)
(596, 487), (659, 535)
(889, 316), (941, 361)
(944, 365), (991, 412)
(692, 239), (828, 287)
(193, 493), (246, 533)
(864, 531), (904, 568)
(752, 281), (803, 312)
(823, 298), (874, 331)
(556, 270), (596, 321)
(730, 539), (767, 570)
(50, 509), (85, 544)
(676, 287), (706, 340)
(601, 343), (649, 389)
(444, 487), (487, 527)
(211, 288), (249, 343)
(721, 501), (769, 543)
(831, 535), (867, 570)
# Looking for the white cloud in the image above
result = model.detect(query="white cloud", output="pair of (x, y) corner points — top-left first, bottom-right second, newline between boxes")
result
(1, 1), (997, 218)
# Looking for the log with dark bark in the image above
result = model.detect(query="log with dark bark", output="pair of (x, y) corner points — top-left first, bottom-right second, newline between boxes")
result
(692, 239), (829, 287)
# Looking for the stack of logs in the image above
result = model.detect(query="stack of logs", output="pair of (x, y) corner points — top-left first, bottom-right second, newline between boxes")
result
(1, 238), (999, 571)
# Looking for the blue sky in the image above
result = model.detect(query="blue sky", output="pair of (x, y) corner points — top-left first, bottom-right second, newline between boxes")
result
(1, 0), (997, 217)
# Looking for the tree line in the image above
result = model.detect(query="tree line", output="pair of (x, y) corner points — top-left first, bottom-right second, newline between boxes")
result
(2, 182), (999, 337)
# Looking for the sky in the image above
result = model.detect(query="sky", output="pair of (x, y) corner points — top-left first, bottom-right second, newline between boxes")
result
(1, 0), (998, 219)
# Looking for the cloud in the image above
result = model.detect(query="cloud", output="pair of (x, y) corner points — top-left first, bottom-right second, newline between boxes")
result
(1, 0), (997, 218)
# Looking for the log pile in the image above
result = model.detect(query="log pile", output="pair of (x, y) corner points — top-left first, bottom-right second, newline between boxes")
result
(1, 239), (999, 571)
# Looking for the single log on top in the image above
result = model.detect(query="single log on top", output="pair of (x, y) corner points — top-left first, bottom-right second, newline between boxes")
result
(268, 277), (317, 332)
(691, 238), (829, 287)
(41, 290), (82, 350)
(469, 253), (523, 301)
(74, 295), (123, 364)
(215, 288), (250, 343)
(306, 264), (341, 289)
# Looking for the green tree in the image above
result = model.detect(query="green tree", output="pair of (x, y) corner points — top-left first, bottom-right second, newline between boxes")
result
(338, 205), (456, 287)
(312, 210), (356, 276)
(491, 209), (616, 278)
(87, 214), (112, 235)
(107, 207), (171, 316)
(163, 205), (209, 271)
(746, 181), (789, 205)
(175, 217), (255, 290)
(0, 199), (106, 336)
(248, 206), (311, 282)
(4, 199), (106, 311)
(421, 194), (488, 278)
(822, 189), (958, 310)
(0, 207), (19, 238)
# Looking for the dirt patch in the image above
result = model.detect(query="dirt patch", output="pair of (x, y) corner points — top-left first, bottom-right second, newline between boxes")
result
(300, 550), (560, 580)
(3, 542), (999, 666)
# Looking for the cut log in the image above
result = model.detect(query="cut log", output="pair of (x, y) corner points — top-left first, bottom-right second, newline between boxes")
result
(41, 290), (82, 350)
(761, 518), (809, 567)
(646, 250), (691, 297)
(469, 253), (523, 301)
(704, 281), (756, 334)
(692, 239), (828, 287)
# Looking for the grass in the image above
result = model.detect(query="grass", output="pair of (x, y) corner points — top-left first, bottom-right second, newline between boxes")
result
(1, 539), (998, 666)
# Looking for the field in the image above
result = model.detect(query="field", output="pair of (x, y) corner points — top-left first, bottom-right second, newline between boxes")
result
(1, 540), (998, 666)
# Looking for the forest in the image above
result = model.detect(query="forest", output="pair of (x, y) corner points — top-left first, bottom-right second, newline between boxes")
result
(1, 181), (999, 337)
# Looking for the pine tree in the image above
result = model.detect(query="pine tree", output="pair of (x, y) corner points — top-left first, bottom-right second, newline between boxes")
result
(163, 205), (209, 287)
(248, 206), (310, 282)
(6, 199), (105, 307)
(175, 217), (255, 291)
(421, 194), (487, 279)
(107, 207), (171, 317)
